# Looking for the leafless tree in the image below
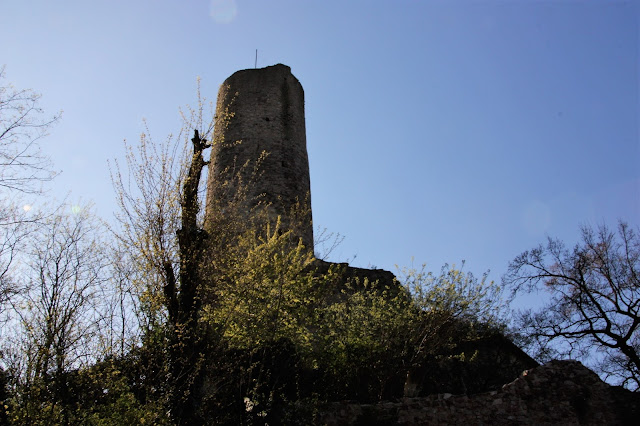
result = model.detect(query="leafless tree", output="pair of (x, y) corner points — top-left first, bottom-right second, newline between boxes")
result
(3, 205), (109, 423)
(100, 246), (141, 358)
(110, 122), (186, 332)
(0, 67), (60, 318)
(0, 66), (59, 194)
(0, 208), (32, 316)
(504, 221), (640, 390)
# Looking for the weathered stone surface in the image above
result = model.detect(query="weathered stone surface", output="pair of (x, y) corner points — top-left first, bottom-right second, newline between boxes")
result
(205, 64), (313, 249)
(318, 360), (640, 425)
(312, 259), (400, 291)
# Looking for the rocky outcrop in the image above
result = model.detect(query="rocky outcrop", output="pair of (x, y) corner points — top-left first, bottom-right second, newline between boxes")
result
(319, 360), (640, 425)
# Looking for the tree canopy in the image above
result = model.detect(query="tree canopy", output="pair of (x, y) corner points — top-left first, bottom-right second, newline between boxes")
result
(504, 222), (640, 390)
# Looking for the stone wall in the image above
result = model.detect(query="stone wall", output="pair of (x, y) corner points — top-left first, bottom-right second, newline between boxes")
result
(205, 64), (313, 249)
(318, 360), (640, 425)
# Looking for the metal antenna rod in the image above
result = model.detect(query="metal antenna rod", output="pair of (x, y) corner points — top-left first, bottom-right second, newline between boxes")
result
(255, 49), (257, 68)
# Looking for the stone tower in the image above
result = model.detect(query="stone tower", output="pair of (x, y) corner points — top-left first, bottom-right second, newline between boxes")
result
(204, 64), (313, 250)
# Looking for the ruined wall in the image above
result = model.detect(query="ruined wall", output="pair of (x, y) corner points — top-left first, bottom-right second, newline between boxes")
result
(318, 360), (640, 425)
(205, 64), (313, 249)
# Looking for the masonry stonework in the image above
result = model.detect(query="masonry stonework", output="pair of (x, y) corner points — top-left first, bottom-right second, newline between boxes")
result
(318, 360), (640, 425)
(205, 64), (313, 249)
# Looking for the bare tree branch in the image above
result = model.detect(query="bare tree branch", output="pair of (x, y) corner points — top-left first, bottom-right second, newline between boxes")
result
(0, 66), (60, 194)
(504, 221), (640, 390)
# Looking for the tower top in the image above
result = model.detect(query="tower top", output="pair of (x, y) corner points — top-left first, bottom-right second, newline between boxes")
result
(235, 63), (292, 74)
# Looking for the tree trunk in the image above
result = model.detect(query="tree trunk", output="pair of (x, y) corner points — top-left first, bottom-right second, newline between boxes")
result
(168, 129), (209, 425)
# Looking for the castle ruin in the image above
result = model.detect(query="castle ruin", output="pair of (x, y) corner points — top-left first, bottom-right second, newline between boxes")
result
(199, 64), (640, 423)
(205, 64), (313, 249)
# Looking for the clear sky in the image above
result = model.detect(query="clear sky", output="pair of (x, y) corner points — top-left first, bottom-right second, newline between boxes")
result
(1, 0), (638, 299)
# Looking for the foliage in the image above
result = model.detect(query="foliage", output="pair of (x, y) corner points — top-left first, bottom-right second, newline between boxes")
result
(314, 263), (506, 401)
(203, 218), (325, 348)
(401, 263), (505, 325)
(504, 221), (640, 390)
(314, 277), (412, 401)
(196, 200), (335, 420)
(6, 358), (168, 425)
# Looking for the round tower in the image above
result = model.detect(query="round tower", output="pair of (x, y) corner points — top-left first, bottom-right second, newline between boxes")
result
(205, 64), (313, 250)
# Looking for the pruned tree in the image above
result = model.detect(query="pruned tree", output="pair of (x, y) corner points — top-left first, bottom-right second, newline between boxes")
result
(110, 82), (224, 424)
(503, 221), (640, 390)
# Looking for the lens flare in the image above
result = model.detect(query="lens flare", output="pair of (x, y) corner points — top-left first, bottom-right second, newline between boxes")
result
(210, 0), (237, 23)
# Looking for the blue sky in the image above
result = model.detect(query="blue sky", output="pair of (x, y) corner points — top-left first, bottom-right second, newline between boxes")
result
(1, 0), (638, 298)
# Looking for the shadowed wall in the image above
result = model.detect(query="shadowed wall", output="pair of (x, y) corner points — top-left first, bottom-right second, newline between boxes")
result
(205, 64), (313, 250)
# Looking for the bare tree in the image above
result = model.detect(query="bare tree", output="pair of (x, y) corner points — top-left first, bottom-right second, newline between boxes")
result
(4, 205), (109, 422)
(0, 67), (60, 317)
(0, 208), (33, 316)
(110, 123), (185, 332)
(0, 66), (59, 194)
(504, 221), (640, 390)
(100, 246), (142, 358)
